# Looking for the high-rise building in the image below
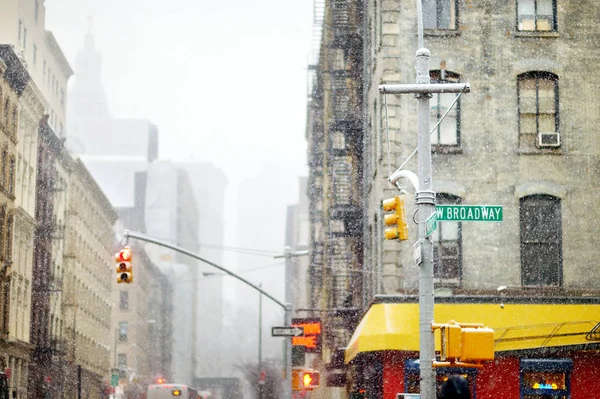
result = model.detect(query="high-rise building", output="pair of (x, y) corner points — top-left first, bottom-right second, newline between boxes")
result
(174, 161), (227, 378)
(0, 0), (73, 137)
(286, 177), (310, 316)
(0, 45), (37, 399)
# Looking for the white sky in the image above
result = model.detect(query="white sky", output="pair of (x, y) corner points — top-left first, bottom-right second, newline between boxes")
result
(45, 0), (312, 170)
(44, 0), (314, 363)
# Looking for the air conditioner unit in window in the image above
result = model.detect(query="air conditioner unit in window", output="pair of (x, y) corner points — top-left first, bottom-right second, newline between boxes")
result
(537, 132), (561, 148)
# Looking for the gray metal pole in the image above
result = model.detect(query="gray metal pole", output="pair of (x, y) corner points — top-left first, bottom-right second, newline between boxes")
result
(415, 47), (436, 399)
(258, 283), (263, 399)
(283, 246), (292, 399)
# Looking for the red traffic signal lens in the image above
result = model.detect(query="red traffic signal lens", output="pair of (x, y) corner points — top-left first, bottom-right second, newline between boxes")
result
(118, 263), (127, 272)
(119, 249), (132, 262)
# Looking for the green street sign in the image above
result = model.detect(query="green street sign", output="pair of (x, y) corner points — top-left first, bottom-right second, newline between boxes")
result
(426, 212), (437, 237)
(111, 373), (119, 387)
(436, 205), (503, 222)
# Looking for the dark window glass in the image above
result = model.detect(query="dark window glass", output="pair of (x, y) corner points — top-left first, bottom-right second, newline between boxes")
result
(520, 195), (562, 286)
(433, 194), (462, 283)
(423, 0), (458, 30)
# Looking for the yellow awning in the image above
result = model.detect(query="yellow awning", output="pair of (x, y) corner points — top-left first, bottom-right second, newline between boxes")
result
(345, 299), (600, 363)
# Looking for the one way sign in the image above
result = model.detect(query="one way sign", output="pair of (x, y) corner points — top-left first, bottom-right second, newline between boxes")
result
(271, 326), (304, 337)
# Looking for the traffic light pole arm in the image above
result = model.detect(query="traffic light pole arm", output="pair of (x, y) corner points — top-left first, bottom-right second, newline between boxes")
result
(122, 230), (286, 310)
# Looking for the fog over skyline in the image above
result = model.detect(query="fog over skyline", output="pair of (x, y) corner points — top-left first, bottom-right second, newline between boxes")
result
(45, 0), (313, 368)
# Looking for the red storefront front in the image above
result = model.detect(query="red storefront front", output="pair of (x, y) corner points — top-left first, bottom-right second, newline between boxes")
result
(344, 296), (600, 399)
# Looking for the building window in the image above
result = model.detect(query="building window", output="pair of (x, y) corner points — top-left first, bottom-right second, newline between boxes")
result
(517, 0), (556, 32)
(117, 354), (127, 370)
(0, 148), (6, 188)
(18, 20), (22, 42)
(5, 213), (12, 261)
(430, 70), (461, 146)
(118, 321), (128, 341)
(520, 195), (562, 286)
(518, 71), (559, 149)
(32, 44), (37, 66)
(0, 205), (5, 262)
(423, 0), (458, 30)
(520, 359), (572, 398)
(34, 0), (39, 23)
(8, 156), (15, 196)
(23, 28), (27, 51)
(3, 99), (9, 128)
(432, 194), (462, 283)
(119, 291), (129, 310)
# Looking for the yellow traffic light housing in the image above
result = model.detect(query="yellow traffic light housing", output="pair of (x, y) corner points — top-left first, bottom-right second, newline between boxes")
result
(433, 321), (495, 368)
(115, 247), (133, 284)
(382, 196), (409, 241)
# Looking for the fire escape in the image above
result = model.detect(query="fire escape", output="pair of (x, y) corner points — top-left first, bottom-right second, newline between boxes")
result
(308, 0), (326, 311)
(306, 0), (364, 388)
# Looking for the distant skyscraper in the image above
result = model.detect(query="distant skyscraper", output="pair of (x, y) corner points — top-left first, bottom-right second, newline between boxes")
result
(174, 161), (227, 377)
(286, 177), (310, 316)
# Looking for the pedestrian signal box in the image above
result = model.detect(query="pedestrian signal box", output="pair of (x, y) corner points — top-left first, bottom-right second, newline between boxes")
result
(115, 247), (133, 284)
(292, 369), (320, 390)
(434, 321), (495, 366)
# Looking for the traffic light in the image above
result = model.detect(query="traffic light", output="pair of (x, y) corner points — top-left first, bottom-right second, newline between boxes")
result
(115, 247), (133, 284)
(461, 327), (495, 362)
(382, 195), (409, 240)
(292, 369), (320, 390)
(436, 321), (495, 364)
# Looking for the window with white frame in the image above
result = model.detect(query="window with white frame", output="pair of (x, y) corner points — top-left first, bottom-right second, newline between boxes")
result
(517, 0), (556, 32)
(518, 71), (559, 149)
(430, 70), (461, 146)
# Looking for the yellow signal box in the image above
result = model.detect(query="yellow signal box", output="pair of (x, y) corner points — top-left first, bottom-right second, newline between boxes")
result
(382, 196), (409, 241)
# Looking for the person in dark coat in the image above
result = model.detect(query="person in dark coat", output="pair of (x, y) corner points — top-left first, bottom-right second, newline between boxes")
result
(438, 375), (471, 399)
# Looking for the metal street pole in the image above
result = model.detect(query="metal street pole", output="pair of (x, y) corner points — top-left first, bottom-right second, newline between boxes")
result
(258, 283), (263, 399)
(283, 246), (292, 399)
(275, 246), (308, 399)
(415, 47), (436, 399)
(378, 54), (470, 399)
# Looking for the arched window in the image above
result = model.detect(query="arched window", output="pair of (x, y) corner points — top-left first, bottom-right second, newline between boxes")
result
(430, 70), (461, 147)
(518, 71), (559, 149)
(433, 193), (462, 284)
(520, 194), (562, 286)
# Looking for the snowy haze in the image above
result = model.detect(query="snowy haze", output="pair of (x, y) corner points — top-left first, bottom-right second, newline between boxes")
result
(45, 0), (312, 376)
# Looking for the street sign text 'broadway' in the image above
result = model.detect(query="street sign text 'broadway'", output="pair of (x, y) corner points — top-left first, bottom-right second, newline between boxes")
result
(436, 205), (503, 222)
